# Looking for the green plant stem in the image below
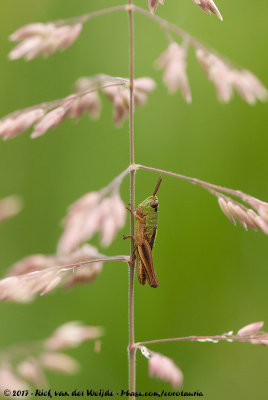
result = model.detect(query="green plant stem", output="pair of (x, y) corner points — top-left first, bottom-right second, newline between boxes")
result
(128, 0), (136, 397)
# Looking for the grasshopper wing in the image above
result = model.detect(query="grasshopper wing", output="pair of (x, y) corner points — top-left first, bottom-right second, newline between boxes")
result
(138, 240), (159, 288)
(149, 227), (157, 250)
(136, 252), (147, 286)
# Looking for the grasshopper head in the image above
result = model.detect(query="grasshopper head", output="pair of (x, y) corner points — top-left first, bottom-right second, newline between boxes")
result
(138, 195), (159, 216)
(136, 177), (162, 216)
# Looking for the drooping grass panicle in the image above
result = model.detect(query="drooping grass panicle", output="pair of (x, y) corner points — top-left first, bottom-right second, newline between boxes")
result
(0, 167), (132, 303)
(132, 6), (267, 104)
(138, 346), (183, 388)
(8, 4), (129, 61)
(3, 7), (266, 143)
(0, 321), (102, 398)
(137, 164), (268, 236)
(216, 194), (268, 234)
(7, 0), (223, 64)
(57, 167), (132, 254)
(57, 189), (126, 253)
(45, 321), (103, 351)
(9, 22), (83, 61)
(0, 77), (128, 140)
(0, 75), (156, 139)
(149, 352), (183, 388)
(207, 188), (268, 235)
(156, 42), (191, 102)
(196, 48), (268, 104)
(155, 42), (267, 103)
(0, 247), (129, 303)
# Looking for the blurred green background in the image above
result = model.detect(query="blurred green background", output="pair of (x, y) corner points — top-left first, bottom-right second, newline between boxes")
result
(0, 0), (267, 399)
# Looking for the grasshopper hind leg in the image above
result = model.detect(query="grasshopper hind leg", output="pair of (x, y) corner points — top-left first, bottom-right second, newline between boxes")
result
(123, 234), (147, 286)
(137, 241), (159, 288)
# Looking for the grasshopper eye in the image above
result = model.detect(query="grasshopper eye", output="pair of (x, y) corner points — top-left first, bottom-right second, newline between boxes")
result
(150, 200), (158, 208)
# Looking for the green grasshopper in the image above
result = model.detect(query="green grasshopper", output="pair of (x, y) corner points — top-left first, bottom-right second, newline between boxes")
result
(123, 177), (162, 288)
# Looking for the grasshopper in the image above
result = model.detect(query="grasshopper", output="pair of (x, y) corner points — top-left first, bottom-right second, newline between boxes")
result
(123, 177), (162, 288)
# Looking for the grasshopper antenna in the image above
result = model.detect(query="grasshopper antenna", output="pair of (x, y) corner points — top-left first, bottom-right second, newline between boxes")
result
(152, 176), (162, 198)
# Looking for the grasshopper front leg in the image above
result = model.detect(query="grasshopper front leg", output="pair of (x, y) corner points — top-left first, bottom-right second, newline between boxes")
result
(126, 207), (145, 224)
